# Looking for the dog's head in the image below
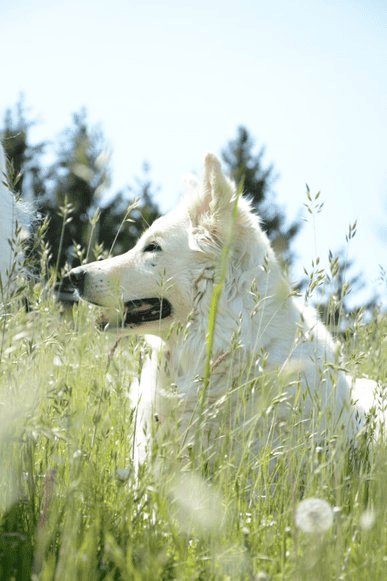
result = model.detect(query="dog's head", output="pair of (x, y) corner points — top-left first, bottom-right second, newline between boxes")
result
(63, 153), (276, 336)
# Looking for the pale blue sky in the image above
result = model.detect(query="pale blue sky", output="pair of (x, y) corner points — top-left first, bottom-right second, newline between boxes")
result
(1, 0), (387, 305)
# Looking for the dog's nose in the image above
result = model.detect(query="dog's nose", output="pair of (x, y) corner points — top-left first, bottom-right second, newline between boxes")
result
(64, 267), (86, 294)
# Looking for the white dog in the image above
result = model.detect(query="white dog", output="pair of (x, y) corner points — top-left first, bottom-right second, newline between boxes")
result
(66, 153), (380, 461)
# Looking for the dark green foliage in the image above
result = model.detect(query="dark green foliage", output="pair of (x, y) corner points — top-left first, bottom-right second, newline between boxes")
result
(222, 126), (300, 261)
(99, 162), (160, 256)
(0, 497), (34, 581)
(2, 95), (47, 202)
(41, 108), (111, 270)
(314, 248), (379, 333)
(1, 100), (161, 276)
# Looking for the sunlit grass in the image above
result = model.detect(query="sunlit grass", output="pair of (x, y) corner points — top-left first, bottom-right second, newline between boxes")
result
(0, 221), (386, 580)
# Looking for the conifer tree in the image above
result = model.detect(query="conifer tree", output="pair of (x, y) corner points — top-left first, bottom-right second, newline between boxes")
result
(1, 101), (161, 275)
(1, 95), (46, 201)
(98, 161), (160, 256)
(42, 108), (111, 270)
(222, 126), (300, 261)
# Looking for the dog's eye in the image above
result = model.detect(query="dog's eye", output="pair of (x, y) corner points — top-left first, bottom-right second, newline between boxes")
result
(143, 242), (162, 253)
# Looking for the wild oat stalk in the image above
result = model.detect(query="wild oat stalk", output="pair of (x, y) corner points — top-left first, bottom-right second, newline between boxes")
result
(86, 208), (101, 263)
(55, 196), (74, 277)
(199, 180), (243, 418)
(109, 198), (140, 255)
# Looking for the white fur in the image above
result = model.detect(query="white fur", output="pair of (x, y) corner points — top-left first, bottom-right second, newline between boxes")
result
(67, 152), (383, 461)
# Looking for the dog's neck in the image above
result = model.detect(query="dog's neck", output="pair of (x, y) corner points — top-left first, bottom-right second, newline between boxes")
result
(162, 261), (301, 398)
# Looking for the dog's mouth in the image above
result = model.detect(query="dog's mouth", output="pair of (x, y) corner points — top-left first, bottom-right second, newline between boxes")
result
(97, 298), (172, 331)
(124, 298), (172, 325)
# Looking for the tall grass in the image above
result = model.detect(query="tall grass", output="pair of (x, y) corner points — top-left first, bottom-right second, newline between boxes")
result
(0, 209), (386, 580)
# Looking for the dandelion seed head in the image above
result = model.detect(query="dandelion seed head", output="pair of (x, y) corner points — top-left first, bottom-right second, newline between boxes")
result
(53, 355), (63, 367)
(295, 498), (334, 534)
(169, 472), (226, 535)
(360, 508), (376, 531)
(256, 572), (270, 581)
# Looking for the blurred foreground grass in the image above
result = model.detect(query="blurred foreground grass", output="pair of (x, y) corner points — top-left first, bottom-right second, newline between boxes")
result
(0, 272), (386, 580)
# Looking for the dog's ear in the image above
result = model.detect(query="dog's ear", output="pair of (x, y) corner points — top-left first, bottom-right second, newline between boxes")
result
(188, 152), (236, 230)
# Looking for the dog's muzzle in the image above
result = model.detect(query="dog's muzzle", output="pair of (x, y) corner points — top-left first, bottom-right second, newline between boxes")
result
(64, 267), (86, 295)
(62, 267), (172, 327)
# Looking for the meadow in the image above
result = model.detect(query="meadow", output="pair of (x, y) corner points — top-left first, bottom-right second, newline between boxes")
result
(0, 221), (386, 581)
